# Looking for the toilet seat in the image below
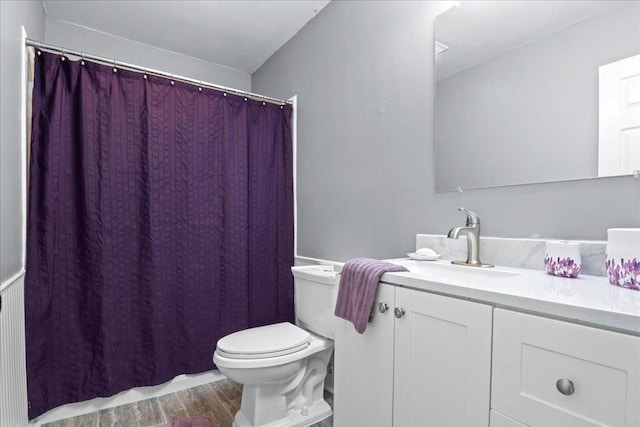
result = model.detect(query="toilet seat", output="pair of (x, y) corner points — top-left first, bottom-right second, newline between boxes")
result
(216, 322), (311, 360)
(213, 265), (336, 427)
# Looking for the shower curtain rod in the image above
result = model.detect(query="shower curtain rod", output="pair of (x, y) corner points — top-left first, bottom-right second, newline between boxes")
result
(25, 38), (292, 106)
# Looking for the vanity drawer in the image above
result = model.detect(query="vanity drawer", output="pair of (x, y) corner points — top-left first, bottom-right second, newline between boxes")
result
(492, 309), (640, 427)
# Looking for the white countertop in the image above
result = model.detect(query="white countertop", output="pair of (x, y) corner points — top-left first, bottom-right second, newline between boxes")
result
(375, 258), (640, 335)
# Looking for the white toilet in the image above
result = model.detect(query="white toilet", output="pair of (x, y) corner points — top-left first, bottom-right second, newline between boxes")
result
(213, 265), (337, 427)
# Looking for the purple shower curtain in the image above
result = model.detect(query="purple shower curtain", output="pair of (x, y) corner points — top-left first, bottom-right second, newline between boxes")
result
(25, 51), (294, 419)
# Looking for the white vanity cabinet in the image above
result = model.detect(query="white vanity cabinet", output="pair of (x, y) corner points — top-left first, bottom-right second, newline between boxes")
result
(491, 309), (640, 427)
(489, 411), (528, 427)
(334, 283), (493, 427)
(333, 283), (395, 427)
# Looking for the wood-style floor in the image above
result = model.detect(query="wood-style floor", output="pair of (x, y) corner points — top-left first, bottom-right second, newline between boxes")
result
(43, 379), (333, 427)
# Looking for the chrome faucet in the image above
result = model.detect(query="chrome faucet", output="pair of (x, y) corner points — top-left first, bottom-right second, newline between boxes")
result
(447, 207), (493, 268)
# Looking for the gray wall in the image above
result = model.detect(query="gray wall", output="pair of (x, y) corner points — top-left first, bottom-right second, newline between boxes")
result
(0, 0), (45, 283)
(436, 3), (640, 190)
(253, 0), (640, 262)
(45, 18), (251, 91)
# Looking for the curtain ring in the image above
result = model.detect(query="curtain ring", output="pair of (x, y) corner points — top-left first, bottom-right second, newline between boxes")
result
(243, 91), (248, 102)
(61, 47), (66, 61)
(143, 68), (148, 80)
(36, 41), (41, 56)
(113, 58), (117, 73)
(170, 74), (175, 85)
(262, 96), (266, 106)
(198, 81), (202, 92)
(80, 52), (85, 66)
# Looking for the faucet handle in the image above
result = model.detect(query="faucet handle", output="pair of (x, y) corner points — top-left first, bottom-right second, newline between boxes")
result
(458, 207), (480, 225)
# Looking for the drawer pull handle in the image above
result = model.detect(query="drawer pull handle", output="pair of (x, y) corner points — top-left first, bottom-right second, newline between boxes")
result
(378, 303), (389, 314)
(394, 307), (405, 318)
(556, 379), (575, 396)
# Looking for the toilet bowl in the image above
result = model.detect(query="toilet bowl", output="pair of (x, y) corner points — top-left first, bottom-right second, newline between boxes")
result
(213, 265), (337, 427)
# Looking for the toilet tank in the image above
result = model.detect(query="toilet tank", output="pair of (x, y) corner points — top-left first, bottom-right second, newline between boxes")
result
(291, 265), (338, 340)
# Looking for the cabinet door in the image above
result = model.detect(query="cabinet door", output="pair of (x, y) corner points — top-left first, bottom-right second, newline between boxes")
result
(393, 288), (493, 427)
(333, 283), (395, 427)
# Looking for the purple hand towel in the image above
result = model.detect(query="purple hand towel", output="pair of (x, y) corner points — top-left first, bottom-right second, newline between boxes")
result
(335, 258), (408, 333)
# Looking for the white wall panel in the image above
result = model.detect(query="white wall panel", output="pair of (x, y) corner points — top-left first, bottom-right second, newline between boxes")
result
(0, 275), (29, 427)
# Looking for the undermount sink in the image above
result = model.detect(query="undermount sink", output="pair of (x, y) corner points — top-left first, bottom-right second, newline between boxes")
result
(390, 259), (521, 281)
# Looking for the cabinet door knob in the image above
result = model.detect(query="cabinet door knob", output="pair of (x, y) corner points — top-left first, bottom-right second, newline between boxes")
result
(556, 379), (575, 396)
(394, 307), (405, 318)
(378, 303), (389, 313)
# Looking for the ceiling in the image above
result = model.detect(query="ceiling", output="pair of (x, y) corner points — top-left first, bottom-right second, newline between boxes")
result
(43, 0), (331, 74)
(436, 0), (636, 80)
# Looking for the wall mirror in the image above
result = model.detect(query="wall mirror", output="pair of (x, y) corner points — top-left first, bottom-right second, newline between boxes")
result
(434, 1), (640, 192)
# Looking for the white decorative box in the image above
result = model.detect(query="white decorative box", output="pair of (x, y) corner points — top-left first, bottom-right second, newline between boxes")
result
(544, 241), (581, 278)
(606, 228), (640, 291)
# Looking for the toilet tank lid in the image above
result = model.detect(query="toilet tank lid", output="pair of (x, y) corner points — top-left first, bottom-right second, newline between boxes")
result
(216, 322), (311, 356)
(291, 265), (337, 285)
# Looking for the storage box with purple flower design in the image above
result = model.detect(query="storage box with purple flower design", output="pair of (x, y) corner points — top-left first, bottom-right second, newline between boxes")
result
(606, 228), (640, 291)
(544, 241), (581, 278)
